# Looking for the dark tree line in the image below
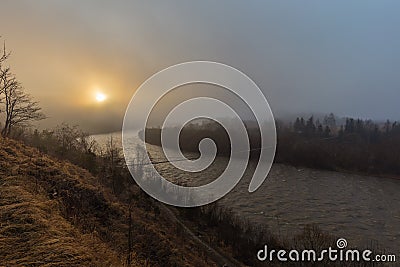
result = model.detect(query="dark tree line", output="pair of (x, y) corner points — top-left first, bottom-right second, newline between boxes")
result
(277, 114), (400, 176)
(146, 113), (400, 177)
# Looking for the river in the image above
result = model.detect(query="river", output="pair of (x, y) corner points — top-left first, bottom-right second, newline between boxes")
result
(92, 131), (400, 255)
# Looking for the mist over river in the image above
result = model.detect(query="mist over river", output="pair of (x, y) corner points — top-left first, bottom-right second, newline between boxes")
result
(92, 131), (400, 254)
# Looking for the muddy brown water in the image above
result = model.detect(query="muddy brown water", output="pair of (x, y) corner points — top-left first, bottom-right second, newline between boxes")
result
(93, 132), (400, 255)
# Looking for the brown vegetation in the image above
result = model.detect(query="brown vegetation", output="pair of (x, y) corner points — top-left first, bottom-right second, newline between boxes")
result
(1, 122), (388, 266)
(0, 137), (218, 266)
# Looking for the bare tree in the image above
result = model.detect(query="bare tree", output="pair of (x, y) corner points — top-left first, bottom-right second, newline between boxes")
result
(53, 123), (98, 155)
(0, 41), (11, 112)
(54, 123), (81, 153)
(104, 136), (124, 193)
(0, 40), (45, 136)
(1, 80), (45, 136)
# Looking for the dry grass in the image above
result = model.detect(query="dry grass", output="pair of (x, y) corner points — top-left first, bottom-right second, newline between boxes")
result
(0, 138), (131, 266)
(0, 175), (123, 267)
(0, 137), (216, 266)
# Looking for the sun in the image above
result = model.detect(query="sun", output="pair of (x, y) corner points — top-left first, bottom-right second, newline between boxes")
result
(95, 92), (107, 102)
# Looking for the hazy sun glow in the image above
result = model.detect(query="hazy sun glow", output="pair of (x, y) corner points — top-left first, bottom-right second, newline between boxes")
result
(95, 92), (107, 102)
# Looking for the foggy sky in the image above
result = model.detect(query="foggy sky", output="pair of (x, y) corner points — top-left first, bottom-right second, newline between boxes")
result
(1, 1), (400, 133)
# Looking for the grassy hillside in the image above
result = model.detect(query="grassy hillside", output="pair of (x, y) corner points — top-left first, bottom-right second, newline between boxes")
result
(0, 137), (217, 266)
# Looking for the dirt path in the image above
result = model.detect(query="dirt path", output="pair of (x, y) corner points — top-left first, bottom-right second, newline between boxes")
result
(156, 203), (244, 267)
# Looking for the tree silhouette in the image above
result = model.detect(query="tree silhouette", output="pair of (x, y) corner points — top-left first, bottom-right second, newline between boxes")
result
(305, 116), (316, 136)
(0, 41), (45, 136)
(0, 41), (10, 111)
(1, 78), (45, 136)
(323, 113), (336, 131)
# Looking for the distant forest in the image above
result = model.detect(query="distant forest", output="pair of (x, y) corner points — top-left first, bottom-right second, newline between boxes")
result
(145, 113), (400, 177)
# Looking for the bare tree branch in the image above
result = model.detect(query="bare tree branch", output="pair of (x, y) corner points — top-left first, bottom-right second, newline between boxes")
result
(0, 39), (45, 136)
(1, 81), (46, 136)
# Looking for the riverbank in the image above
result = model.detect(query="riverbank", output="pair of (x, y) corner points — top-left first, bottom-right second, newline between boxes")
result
(10, 128), (396, 266)
(92, 131), (400, 256)
(0, 137), (221, 266)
